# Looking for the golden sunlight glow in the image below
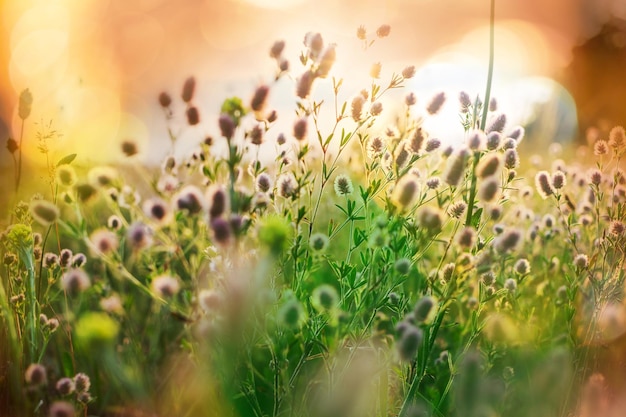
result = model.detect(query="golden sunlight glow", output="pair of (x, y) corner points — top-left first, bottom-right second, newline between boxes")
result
(235, 0), (309, 9)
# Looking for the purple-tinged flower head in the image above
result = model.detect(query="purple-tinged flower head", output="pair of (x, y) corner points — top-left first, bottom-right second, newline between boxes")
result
(425, 138), (440, 153)
(426, 177), (441, 190)
(574, 253), (589, 269)
(256, 173), (273, 194)
(609, 126), (626, 155)
(296, 70), (315, 99)
(249, 124), (264, 145)
(293, 117), (308, 141)
(489, 97), (498, 112)
(305, 32), (324, 60)
(49, 401), (75, 417)
(56, 377), (75, 396)
(334, 174), (354, 196)
(181, 76), (196, 103)
(478, 177), (500, 203)
(316, 44), (336, 78)
(609, 220), (625, 236)
(30, 199), (59, 226)
(514, 258), (530, 275)
(551, 171), (566, 190)
(448, 201), (467, 219)
(535, 171), (554, 199)
(443, 147), (470, 187)
(507, 126), (525, 141)
(90, 228), (119, 255)
(158, 92), (171, 108)
(391, 175), (419, 210)
(251, 85), (270, 113)
(486, 113), (507, 133)
(459, 91), (472, 113)
(61, 268), (91, 296)
(278, 173), (298, 198)
(504, 278), (517, 292)
(402, 65), (416, 79)
(370, 101), (383, 116)
(417, 206), (444, 234)
(466, 129), (486, 151)
(43, 253), (59, 268)
(126, 222), (153, 251)
(486, 132), (502, 150)
(73, 373), (90, 393)
(176, 185), (206, 214)
(59, 249), (73, 268)
(588, 168), (603, 187)
(594, 139), (609, 156)
(270, 40), (285, 59)
(426, 92), (446, 115)
(502, 138), (517, 151)
(476, 153), (502, 179)
(457, 226), (477, 248)
(218, 114), (235, 140)
(376, 24), (391, 38)
(143, 197), (172, 226)
(493, 228), (522, 254)
(405, 92), (417, 106)
(368, 136), (385, 158)
(408, 128), (425, 154)
(397, 325), (422, 362)
(503, 148), (519, 169)
(107, 215), (122, 230)
(207, 185), (229, 219)
(186, 107), (200, 126)
(72, 253), (86, 268)
(25, 363), (47, 386)
(152, 275), (180, 298)
(351, 95), (365, 121)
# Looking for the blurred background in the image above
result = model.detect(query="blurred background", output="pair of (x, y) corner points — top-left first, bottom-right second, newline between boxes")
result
(1, 0), (626, 186)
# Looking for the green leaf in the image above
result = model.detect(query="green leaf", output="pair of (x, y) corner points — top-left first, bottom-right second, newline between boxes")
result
(471, 207), (483, 229)
(56, 153), (77, 167)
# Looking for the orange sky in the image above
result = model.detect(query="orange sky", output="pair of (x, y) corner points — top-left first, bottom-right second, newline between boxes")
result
(0, 0), (624, 166)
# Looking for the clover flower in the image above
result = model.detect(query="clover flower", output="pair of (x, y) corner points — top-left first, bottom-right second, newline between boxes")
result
(426, 92), (446, 115)
(535, 171), (554, 199)
(152, 275), (180, 298)
(25, 363), (47, 386)
(334, 174), (353, 196)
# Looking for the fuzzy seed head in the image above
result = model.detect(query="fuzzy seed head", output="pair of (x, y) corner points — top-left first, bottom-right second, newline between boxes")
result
(508, 126), (525, 141)
(408, 128), (425, 154)
(417, 206), (443, 234)
(394, 258), (411, 275)
(397, 326), (422, 362)
(405, 92), (417, 106)
(49, 401), (75, 417)
(370, 101), (383, 116)
(588, 169), (603, 186)
(25, 363), (47, 386)
(504, 278), (517, 292)
(181, 76), (196, 103)
(278, 173), (298, 198)
(448, 201), (467, 219)
(551, 171), (566, 190)
(425, 138), (440, 152)
(56, 166), (77, 187)
(351, 95), (365, 121)
(251, 85), (270, 112)
(334, 174), (354, 196)
(502, 138), (517, 150)
(59, 249), (73, 268)
(61, 269), (91, 295)
(594, 140), (609, 156)
(218, 114), (235, 140)
(311, 284), (339, 312)
(426, 177), (441, 190)
(158, 92), (171, 108)
(489, 97), (498, 112)
(476, 153), (502, 178)
(402, 65), (416, 79)
(376, 24), (391, 37)
(609, 126), (626, 154)
(256, 173), (273, 193)
(391, 175), (419, 209)
(466, 130), (486, 151)
(457, 227), (476, 248)
(443, 148), (470, 187)
(316, 45), (336, 78)
(514, 258), (530, 275)
(186, 106), (200, 125)
(486, 113), (507, 133)
(494, 229), (522, 253)
(574, 253), (589, 269)
(459, 91), (472, 112)
(535, 171), (554, 199)
(126, 222), (153, 250)
(426, 92), (446, 115)
(368, 136), (385, 158)
(270, 40), (285, 59)
(486, 132), (502, 150)
(30, 199), (60, 226)
(503, 148), (520, 169)
(176, 186), (206, 214)
(56, 377), (75, 396)
(73, 373), (90, 393)
(479, 177), (500, 203)
(609, 220), (625, 236)
(43, 253), (59, 268)
(152, 275), (180, 298)
(293, 117), (308, 141)
(121, 140), (138, 157)
(309, 233), (330, 252)
(72, 253), (86, 268)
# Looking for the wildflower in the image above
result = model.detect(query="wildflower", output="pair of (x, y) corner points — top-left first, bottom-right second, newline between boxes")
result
(356, 25), (366, 40)
(457, 227), (476, 248)
(476, 153), (501, 178)
(293, 117), (308, 141)
(443, 147), (470, 187)
(210, 218), (232, 245)
(278, 297), (306, 329)
(30, 199), (59, 226)
(401, 65), (416, 79)
(49, 401), (75, 417)
(417, 206), (443, 234)
(502, 138), (517, 150)
(426, 177), (441, 189)
(441, 263), (455, 283)
(126, 222), (153, 250)
(121, 140), (138, 157)
(374, 23), (391, 37)
(255, 173), (273, 193)
(181, 76), (196, 103)
(551, 171), (566, 190)
(276, 133), (287, 146)
(594, 140), (609, 155)
(72, 253), (86, 268)
(466, 130), (485, 151)
(609, 220), (625, 236)
(574, 253), (589, 269)
(448, 201), (467, 219)
(489, 97), (498, 111)
(459, 91), (472, 112)
(425, 138), (440, 152)
(56, 377), (75, 396)
(486, 113), (507, 133)
(395, 145), (410, 168)
(277, 173), (298, 198)
(414, 296), (436, 323)
(218, 114), (235, 140)
(394, 258), (411, 275)
(251, 84), (270, 112)
(426, 92), (446, 115)
(56, 165), (77, 187)
(59, 249), (73, 268)
(152, 275), (180, 298)
(158, 92), (171, 108)
(391, 175), (419, 209)
(334, 174), (353, 196)
(609, 126), (626, 154)
(542, 214), (555, 229)
(486, 132), (502, 150)
(494, 228), (522, 253)
(316, 45), (336, 78)
(368, 136), (385, 158)
(508, 126), (525, 141)
(100, 294), (123, 314)
(405, 92), (417, 106)
(305, 32), (324, 59)
(18, 88), (32, 120)
(61, 269), (91, 295)
(25, 363), (47, 386)
(6, 138), (18, 154)
(535, 171), (554, 199)
(296, 70), (315, 99)
(370, 101), (383, 116)
(143, 197), (172, 225)
(175, 185), (206, 214)
(504, 149), (520, 169)
(351, 95), (365, 121)
(270, 40), (285, 59)
(43, 253), (59, 268)
(408, 128), (425, 154)
(186, 106), (200, 125)
(309, 233), (330, 252)
(311, 285), (339, 312)
(588, 169), (602, 186)
(481, 271), (496, 286)
(73, 373), (91, 393)
(478, 177), (500, 203)
(107, 215), (122, 230)
(397, 326), (423, 362)
(514, 258), (530, 275)
(504, 278), (517, 292)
